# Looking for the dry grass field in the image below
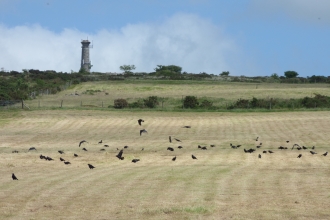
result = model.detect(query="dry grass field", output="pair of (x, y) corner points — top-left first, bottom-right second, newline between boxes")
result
(23, 81), (330, 109)
(1, 109), (330, 219)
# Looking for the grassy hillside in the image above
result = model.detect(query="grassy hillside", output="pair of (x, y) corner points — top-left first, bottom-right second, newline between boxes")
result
(1, 110), (330, 219)
(20, 80), (330, 111)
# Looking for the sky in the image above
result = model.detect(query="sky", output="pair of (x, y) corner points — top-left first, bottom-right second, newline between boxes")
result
(0, 0), (329, 77)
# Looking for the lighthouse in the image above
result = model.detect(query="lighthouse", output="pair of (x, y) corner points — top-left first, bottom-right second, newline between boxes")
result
(80, 40), (92, 72)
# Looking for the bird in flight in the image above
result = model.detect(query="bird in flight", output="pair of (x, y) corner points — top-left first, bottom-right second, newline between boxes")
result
(192, 154), (197, 160)
(140, 129), (147, 136)
(88, 164), (95, 169)
(116, 149), (124, 160)
(79, 140), (88, 147)
(172, 156), (176, 161)
(138, 119), (144, 126)
(12, 173), (18, 180)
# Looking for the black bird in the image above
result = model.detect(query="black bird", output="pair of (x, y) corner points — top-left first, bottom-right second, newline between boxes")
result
(198, 145), (202, 149)
(172, 156), (176, 161)
(231, 143), (237, 149)
(174, 138), (181, 142)
(40, 154), (45, 159)
(256, 137), (259, 141)
(201, 146), (207, 150)
(46, 156), (53, 161)
(98, 140), (102, 144)
(58, 150), (64, 154)
(124, 146), (129, 149)
(278, 146), (285, 150)
(256, 145), (262, 148)
(263, 151), (267, 154)
(64, 161), (71, 165)
(82, 148), (87, 151)
(302, 146), (308, 150)
(12, 173), (18, 180)
(322, 152), (328, 156)
(104, 145), (109, 147)
(286, 141), (290, 143)
(312, 146), (315, 150)
(268, 150), (274, 154)
(138, 119), (144, 126)
(100, 149), (105, 151)
(29, 147), (37, 151)
(297, 147), (302, 150)
(79, 140), (88, 147)
(178, 146), (183, 149)
(132, 159), (140, 163)
(258, 154), (261, 159)
(116, 149), (124, 160)
(12, 150), (19, 153)
(182, 126), (191, 128)
(88, 164), (95, 169)
(192, 154), (197, 160)
(297, 154), (302, 158)
(140, 129), (147, 136)
(169, 136), (172, 143)
(236, 145), (242, 148)
(141, 148), (144, 151)
(310, 151), (317, 155)
(74, 153), (78, 157)
(60, 157), (65, 161)
(210, 145), (215, 148)
(167, 147), (174, 151)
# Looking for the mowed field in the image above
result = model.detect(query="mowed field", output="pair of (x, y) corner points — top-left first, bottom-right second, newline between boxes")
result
(1, 109), (330, 219)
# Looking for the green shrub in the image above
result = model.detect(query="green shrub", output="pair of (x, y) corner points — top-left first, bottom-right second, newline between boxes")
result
(199, 100), (213, 108)
(114, 99), (128, 109)
(144, 96), (159, 108)
(183, 96), (199, 108)
(129, 99), (144, 108)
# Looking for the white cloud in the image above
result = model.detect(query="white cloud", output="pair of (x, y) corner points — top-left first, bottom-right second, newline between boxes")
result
(0, 13), (236, 74)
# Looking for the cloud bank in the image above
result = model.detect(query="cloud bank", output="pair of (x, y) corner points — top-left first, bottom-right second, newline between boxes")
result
(0, 13), (236, 74)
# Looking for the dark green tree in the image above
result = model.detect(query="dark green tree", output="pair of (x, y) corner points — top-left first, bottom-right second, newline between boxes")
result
(284, 71), (298, 78)
(220, 71), (230, 76)
(119, 65), (136, 74)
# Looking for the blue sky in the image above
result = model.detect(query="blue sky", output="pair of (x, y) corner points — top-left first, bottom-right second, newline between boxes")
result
(0, 0), (329, 77)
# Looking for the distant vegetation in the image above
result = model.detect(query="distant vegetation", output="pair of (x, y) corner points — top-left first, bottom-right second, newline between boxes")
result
(0, 65), (329, 107)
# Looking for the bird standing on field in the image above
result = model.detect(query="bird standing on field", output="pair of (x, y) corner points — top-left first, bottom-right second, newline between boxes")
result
(58, 150), (64, 154)
(60, 157), (65, 161)
(74, 153), (78, 157)
(322, 152), (328, 156)
(82, 148), (88, 151)
(172, 156), (176, 161)
(258, 154), (261, 159)
(297, 154), (302, 158)
(192, 155), (197, 160)
(98, 140), (102, 144)
(88, 164), (95, 169)
(12, 173), (18, 180)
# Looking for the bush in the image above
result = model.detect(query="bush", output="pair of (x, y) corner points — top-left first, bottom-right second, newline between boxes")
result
(144, 96), (159, 108)
(114, 99), (128, 109)
(183, 96), (199, 108)
(199, 100), (213, 108)
(128, 99), (144, 108)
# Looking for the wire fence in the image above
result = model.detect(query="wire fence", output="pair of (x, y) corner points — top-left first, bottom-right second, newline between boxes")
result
(1, 98), (329, 111)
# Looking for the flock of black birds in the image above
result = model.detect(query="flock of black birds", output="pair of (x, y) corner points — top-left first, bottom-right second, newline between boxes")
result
(9, 120), (328, 181)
